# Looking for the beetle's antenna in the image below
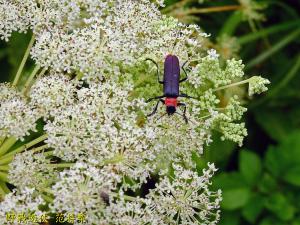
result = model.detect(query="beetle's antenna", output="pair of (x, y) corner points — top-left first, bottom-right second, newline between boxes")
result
(175, 112), (197, 125)
(155, 112), (167, 122)
(170, 23), (181, 54)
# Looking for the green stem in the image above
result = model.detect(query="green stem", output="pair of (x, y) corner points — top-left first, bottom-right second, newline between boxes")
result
(213, 78), (251, 92)
(75, 71), (84, 80)
(0, 165), (9, 171)
(47, 163), (75, 168)
(102, 154), (124, 165)
(246, 28), (300, 70)
(41, 187), (53, 195)
(0, 137), (5, 147)
(41, 193), (54, 203)
(238, 20), (300, 45)
(0, 181), (10, 194)
(3, 134), (48, 158)
(30, 144), (49, 154)
(22, 65), (43, 95)
(12, 34), (35, 86)
(0, 185), (6, 197)
(219, 10), (243, 37)
(186, 5), (242, 14)
(0, 171), (8, 182)
(0, 155), (14, 165)
(43, 150), (54, 157)
(0, 137), (17, 157)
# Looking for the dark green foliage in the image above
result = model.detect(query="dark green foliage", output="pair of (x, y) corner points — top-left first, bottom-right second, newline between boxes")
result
(211, 132), (300, 224)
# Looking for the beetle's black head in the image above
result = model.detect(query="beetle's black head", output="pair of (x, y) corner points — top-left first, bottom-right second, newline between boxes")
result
(166, 106), (176, 115)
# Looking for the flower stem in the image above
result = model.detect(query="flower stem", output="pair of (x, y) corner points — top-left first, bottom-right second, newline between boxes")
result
(30, 144), (49, 154)
(238, 20), (300, 45)
(0, 171), (8, 182)
(22, 65), (44, 95)
(0, 165), (9, 171)
(3, 134), (48, 158)
(42, 193), (54, 203)
(0, 185), (6, 197)
(43, 150), (54, 157)
(0, 155), (14, 165)
(0, 181), (10, 194)
(186, 5), (242, 14)
(0, 137), (6, 147)
(0, 137), (17, 157)
(75, 71), (84, 80)
(213, 79), (251, 92)
(13, 34), (35, 86)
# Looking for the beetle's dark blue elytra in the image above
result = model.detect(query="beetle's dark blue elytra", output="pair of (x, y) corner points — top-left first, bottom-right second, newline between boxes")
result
(163, 54), (180, 97)
(145, 54), (195, 123)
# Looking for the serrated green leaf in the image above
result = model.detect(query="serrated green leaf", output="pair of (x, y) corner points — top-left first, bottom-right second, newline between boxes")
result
(239, 150), (262, 186)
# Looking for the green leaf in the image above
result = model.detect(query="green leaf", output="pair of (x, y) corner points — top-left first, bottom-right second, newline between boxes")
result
(239, 150), (262, 186)
(213, 172), (248, 190)
(265, 193), (295, 221)
(242, 193), (264, 224)
(221, 188), (251, 210)
(283, 165), (300, 186)
(265, 131), (300, 177)
(257, 173), (277, 193)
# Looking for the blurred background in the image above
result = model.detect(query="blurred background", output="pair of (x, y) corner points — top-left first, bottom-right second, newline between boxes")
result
(1, 0), (300, 224)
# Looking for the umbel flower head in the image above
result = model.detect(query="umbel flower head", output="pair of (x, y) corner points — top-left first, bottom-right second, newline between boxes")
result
(144, 163), (222, 225)
(0, 0), (270, 224)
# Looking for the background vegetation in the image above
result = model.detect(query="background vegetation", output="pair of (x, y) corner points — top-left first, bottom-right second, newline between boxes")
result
(0, 0), (300, 224)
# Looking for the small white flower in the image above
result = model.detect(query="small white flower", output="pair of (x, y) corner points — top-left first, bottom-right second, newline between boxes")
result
(207, 49), (219, 60)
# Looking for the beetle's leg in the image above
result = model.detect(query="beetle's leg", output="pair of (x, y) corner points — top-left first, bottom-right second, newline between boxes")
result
(178, 102), (188, 123)
(179, 93), (197, 99)
(145, 58), (164, 84)
(147, 99), (164, 117)
(180, 60), (189, 83)
(146, 95), (165, 103)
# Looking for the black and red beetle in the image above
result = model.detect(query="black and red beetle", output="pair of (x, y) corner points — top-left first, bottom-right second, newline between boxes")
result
(145, 54), (195, 123)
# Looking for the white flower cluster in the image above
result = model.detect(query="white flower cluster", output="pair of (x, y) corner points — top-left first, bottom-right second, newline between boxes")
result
(8, 151), (56, 190)
(0, 83), (39, 140)
(50, 161), (120, 225)
(144, 163), (222, 225)
(1, 0), (202, 79)
(29, 73), (79, 118)
(249, 76), (270, 96)
(52, 162), (221, 225)
(0, 187), (46, 225)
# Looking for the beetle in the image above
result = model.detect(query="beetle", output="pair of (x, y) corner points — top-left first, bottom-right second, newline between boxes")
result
(145, 54), (195, 123)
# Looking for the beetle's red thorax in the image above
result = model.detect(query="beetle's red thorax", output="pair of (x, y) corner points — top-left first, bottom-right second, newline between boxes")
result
(165, 97), (178, 107)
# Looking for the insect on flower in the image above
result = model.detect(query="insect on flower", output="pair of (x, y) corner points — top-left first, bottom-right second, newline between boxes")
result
(146, 55), (195, 123)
